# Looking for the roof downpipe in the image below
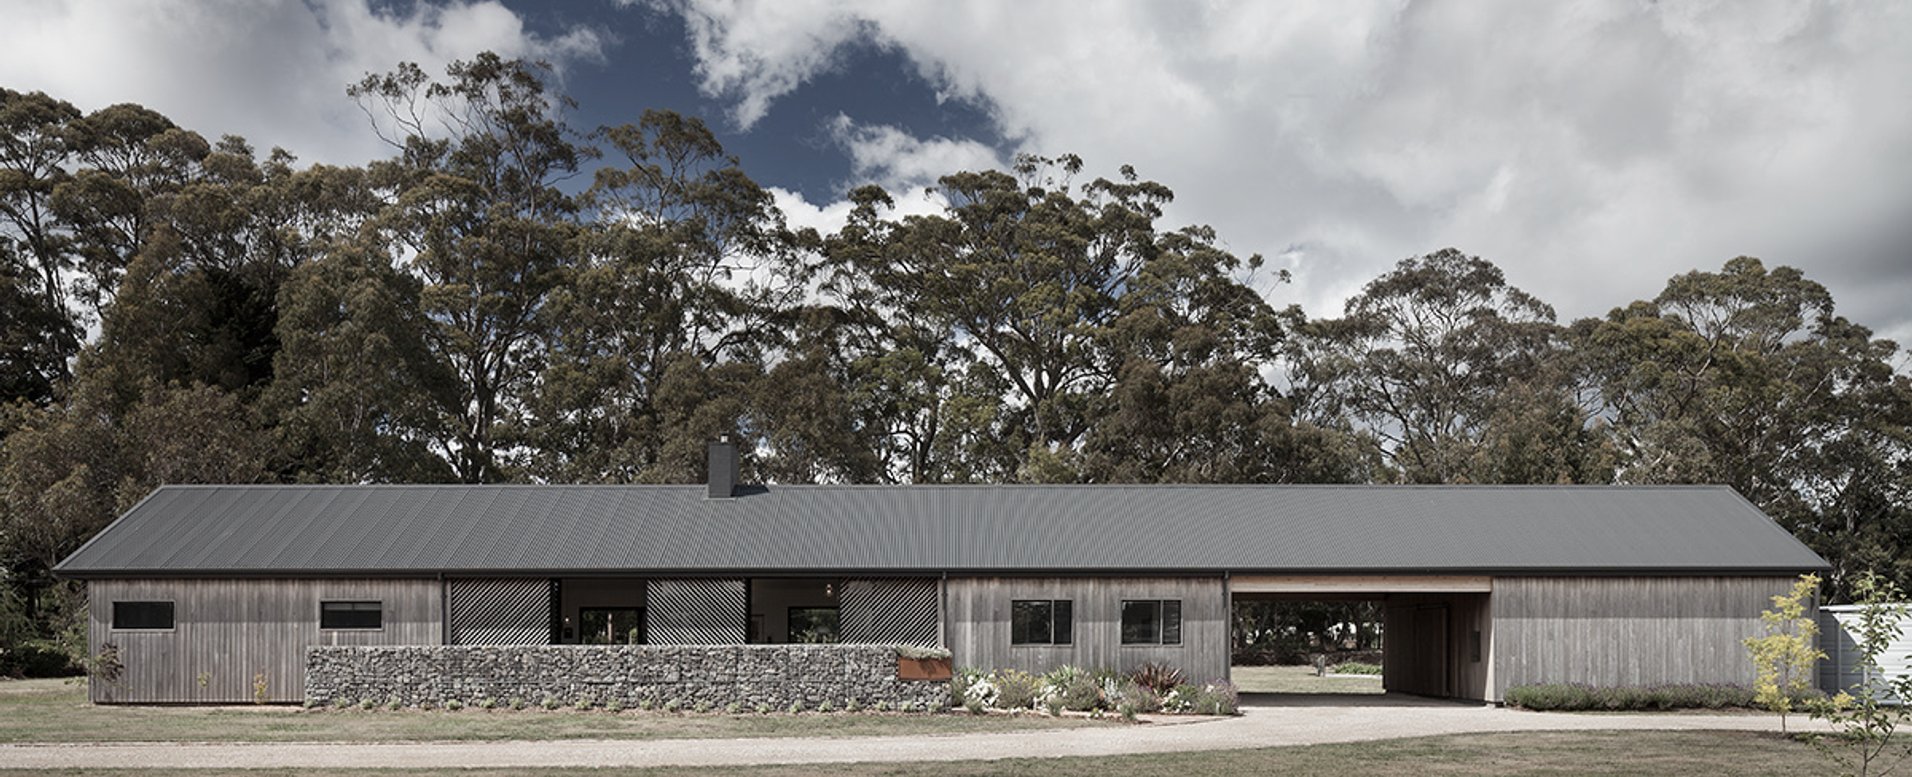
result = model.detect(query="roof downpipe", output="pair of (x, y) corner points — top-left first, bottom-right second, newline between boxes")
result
(708, 435), (739, 499)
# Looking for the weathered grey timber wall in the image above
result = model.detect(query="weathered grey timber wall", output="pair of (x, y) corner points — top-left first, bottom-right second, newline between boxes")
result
(306, 645), (950, 710)
(944, 577), (1228, 681)
(87, 579), (441, 703)
(1490, 576), (1801, 700)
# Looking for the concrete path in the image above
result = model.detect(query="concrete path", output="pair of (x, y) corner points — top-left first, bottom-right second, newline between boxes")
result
(0, 695), (1830, 770)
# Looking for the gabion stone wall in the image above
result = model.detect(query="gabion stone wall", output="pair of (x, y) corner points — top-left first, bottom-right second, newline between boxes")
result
(305, 644), (950, 710)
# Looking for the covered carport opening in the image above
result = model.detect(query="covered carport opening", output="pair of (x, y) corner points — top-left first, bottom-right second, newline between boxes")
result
(1231, 575), (1493, 701)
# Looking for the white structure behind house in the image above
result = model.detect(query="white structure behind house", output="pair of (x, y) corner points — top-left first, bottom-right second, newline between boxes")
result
(1819, 604), (1912, 703)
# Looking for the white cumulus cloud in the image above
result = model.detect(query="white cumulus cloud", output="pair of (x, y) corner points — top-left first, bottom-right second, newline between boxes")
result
(0, 0), (606, 165)
(649, 0), (1912, 349)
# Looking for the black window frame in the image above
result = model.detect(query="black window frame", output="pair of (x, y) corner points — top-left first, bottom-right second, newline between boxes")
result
(111, 601), (174, 631)
(319, 600), (383, 630)
(1120, 599), (1182, 645)
(1010, 599), (1073, 646)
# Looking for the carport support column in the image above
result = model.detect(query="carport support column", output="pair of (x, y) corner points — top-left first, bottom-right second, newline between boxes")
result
(1223, 571), (1232, 683)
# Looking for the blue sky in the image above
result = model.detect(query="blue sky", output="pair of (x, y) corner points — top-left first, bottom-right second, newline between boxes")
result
(4, 0), (1910, 349)
(504, 1), (1006, 202)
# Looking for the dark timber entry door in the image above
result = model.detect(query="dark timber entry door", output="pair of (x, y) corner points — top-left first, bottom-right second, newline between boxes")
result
(1384, 602), (1451, 697)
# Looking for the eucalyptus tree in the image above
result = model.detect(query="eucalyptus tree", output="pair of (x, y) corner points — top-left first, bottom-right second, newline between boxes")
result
(267, 236), (455, 484)
(822, 156), (1172, 480)
(350, 54), (585, 483)
(0, 242), (68, 406)
(528, 109), (805, 482)
(1283, 248), (1578, 483)
(821, 156), (1360, 483)
(51, 102), (211, 315)
(1078, 224), (1369, 484)
(0, 88), (82, 387)
(1575, 257), (1912, 598)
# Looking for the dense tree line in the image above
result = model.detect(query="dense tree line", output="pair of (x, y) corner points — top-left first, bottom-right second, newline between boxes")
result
(2, 55), (1908, 667)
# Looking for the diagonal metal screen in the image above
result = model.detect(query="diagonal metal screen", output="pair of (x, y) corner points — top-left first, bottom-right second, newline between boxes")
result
(841, 578), (940, 647)
(646, 578), (746, 644)
(449, 578), (551, 645)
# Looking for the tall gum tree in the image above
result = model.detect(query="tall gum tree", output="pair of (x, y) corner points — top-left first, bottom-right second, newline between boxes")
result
(351, 54), (584, 483)
(1575, 257), (1912, 598)
(1282, 248), (1576, 483)
(529, 110), (804, 482)
(0, 88), (83, 389)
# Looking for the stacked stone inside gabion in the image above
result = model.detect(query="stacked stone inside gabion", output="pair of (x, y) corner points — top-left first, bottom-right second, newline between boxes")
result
(305, 644), (948, 711)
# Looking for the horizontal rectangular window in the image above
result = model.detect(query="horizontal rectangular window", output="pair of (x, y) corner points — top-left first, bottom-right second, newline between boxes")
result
(1011, 599), (1073, 645)
(1121, 599), (1182, 645)
(320, 600), (382, 630)
(112, 601), (174, 630)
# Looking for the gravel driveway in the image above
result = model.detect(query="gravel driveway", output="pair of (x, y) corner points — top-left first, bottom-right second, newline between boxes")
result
(0, 695), (1829, 770)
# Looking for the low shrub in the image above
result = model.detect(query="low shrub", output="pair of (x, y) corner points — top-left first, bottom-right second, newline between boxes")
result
(1199, 680), (1240, 715)
(894, 644), (952, 660)
(1107, 678), (1162, 713)
(0, 641), (79, 678)
(954, 667), (997, 709)
(1058, 675), (1104, 711)
(1129, 661), (1186, 694)
(1504, 683), (1760, 711)
(992, 669), (1041, 710)
(1328, 661), (1383, 675)
(1038, 665), (1105, 712)
(1163, 681), (1239, 715)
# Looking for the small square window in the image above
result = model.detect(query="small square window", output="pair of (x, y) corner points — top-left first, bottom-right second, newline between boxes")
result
(320, 601), (382, 630)
(112, 601), (174, 630)
(1011, 599), (1072, 645)
(1121, 599), (1182, 645)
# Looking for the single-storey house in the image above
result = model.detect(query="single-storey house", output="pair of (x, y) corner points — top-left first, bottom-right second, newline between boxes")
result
(54, 441), (1828, 704)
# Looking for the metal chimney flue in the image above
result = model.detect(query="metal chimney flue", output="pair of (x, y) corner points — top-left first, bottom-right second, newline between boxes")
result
(707, 435), (738, 498)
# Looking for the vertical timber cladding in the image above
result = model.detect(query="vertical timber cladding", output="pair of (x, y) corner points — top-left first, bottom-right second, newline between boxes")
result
(646, 579), (747, 644)
(840, 578), (941, 646)
(86, 578), (440, 704)
(448, 578), (551, 645)
(944, 576), (1229, 680)
(1490, 576), (1805, 701)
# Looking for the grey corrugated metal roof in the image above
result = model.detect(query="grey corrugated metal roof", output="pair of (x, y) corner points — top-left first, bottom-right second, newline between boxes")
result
(53, 484), (1829, 577)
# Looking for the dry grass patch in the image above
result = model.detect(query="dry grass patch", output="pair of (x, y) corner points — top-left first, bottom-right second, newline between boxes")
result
(0, 730), (1825, 776)
(0, 678), (1103, 743)
(1230, 664), (1384, 695)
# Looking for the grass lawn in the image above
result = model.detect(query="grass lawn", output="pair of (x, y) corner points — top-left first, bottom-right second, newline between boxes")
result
(2, 731), (1835, 776)
(0, 678), (1102, 743)
(1231, 664), (1383, 694)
